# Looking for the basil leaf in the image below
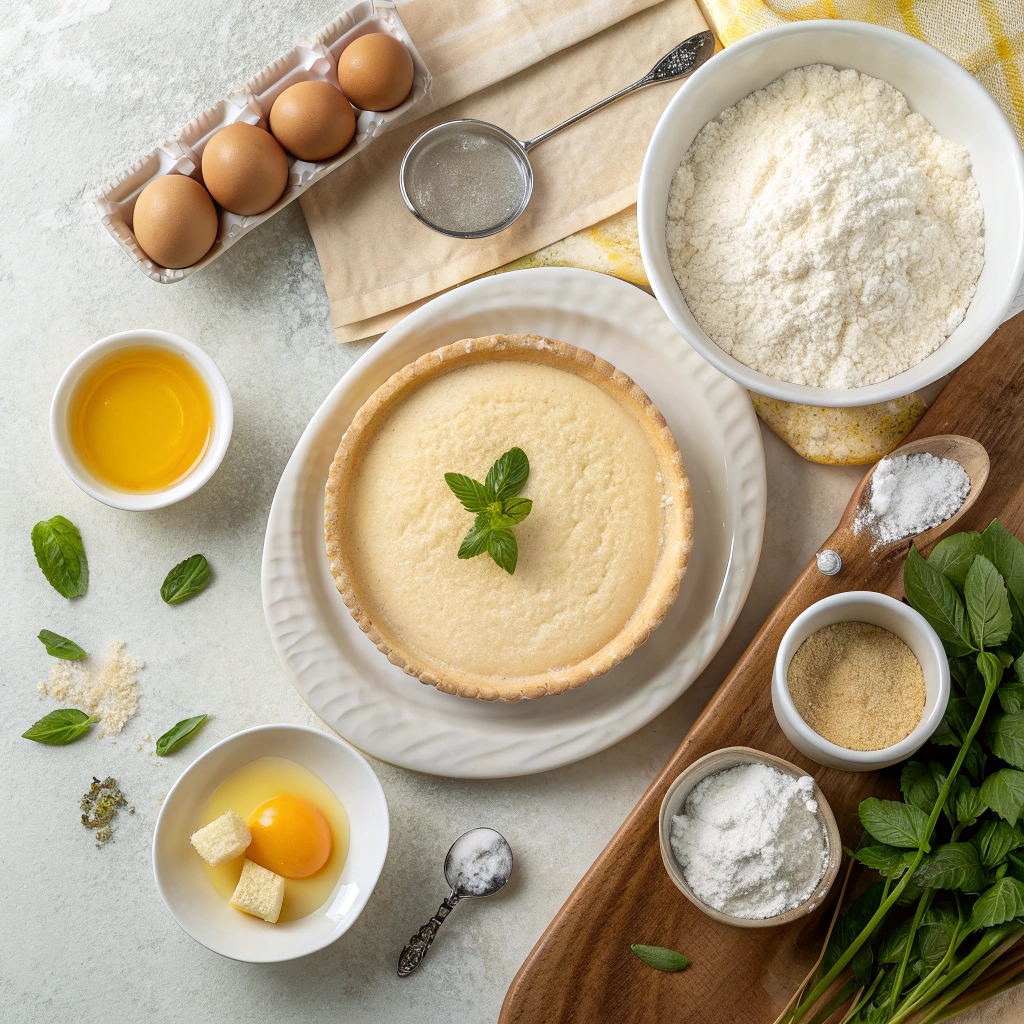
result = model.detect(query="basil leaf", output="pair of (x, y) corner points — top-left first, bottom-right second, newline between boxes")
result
(160, 555), (210, 605)
(444, 473), (491, 513)
(981, 768), (1024, 825)
(901, 761), (939, 814)
(956, 783), (986, 826)
(499, 497), (533, 526)
(950, 655), (973, 691)
(823, 881), (883, 981)
(1008, 851), (1024, 883)
(22, 708), (96, 745)
(932, 695), (972, 747)
(879, 918), (914, 963)
(987, 711), (1024, 769)
(978, 650), (1006, 695)
(904, 545), (974, 652)
(973, 818), (1024, 868)
(155, 715), (207, 756)
(457, 525), (490, 559)
(484, 447), (529, 501)
(929, 532), (983, 590)
(629, 944), (689, 972)
(918, 906), (959, 968)
(850, 843), (916, 878)
(31, 516), (88, 599)
(37, 629), (86, 660)
(965, 555), (1013, 649)
(914, 842), (987, 892)
(967, 876), (1024, 932)
(982, 520), (1024, 611)
(486, 528), (518, 575)
(860, 797), (931, 850)
(963, 739), (988, 785)
(1001, 656), (1024, 714)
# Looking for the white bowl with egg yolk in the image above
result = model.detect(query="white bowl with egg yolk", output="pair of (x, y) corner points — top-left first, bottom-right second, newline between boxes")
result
(638, 20), (1024, 408)
(152, 724), (389, 962)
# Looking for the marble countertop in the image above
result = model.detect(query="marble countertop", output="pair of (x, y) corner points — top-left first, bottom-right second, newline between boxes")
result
(2, 2), (1020, 1022)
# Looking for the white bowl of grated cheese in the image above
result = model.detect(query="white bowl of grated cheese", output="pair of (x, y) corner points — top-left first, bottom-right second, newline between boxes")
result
(638, 21), (1024, 407)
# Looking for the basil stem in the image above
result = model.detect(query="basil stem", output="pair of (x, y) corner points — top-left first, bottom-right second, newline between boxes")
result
(888, 888), (934, 1014)
(787, 674), (1000, 1024)
(914, 923), (1024, 1024)
(890, 915), (964, 1024)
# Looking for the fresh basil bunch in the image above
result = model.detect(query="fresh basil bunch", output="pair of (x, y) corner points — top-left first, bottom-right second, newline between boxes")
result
(785, 520), (1024, 1024)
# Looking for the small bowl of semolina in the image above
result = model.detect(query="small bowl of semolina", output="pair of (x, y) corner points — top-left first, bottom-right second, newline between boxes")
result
(772, 591), (950, 772)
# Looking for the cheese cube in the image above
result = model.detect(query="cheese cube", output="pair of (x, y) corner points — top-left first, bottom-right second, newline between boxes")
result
(190, 810), (251, 866)
(230, 859), (285, 924)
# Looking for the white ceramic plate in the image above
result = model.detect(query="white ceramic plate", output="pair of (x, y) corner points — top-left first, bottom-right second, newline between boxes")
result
(261, 268), (765, 778)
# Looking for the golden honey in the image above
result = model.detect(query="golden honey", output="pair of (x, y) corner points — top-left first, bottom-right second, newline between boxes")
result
(69, 346), (213, 492)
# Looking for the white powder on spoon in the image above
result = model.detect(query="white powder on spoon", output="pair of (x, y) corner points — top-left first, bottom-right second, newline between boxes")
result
(855, 452), (970, 547)
(448, 829), (512, 896)
(670, 762), (827, 919)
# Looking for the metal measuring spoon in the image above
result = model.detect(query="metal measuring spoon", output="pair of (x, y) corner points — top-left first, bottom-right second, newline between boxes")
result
(397, 827), (513, 976)
(399, 30), (716, 239)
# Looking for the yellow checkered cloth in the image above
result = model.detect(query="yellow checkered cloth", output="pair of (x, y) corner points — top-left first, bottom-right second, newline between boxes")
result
(698, 0), (1024, 145)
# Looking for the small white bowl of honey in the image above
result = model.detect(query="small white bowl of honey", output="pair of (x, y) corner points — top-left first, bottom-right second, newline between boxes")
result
(50, 329), (232, 511)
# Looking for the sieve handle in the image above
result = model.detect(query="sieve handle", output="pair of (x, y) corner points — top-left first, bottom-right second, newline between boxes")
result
(521, 30), (715, 152)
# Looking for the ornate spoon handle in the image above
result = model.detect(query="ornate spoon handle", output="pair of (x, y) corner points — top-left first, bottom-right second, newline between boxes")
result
(521, 30), (715, 151)
(397, 891), (462, 976)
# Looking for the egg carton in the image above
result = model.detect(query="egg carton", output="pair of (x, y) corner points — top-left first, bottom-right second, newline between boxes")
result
(93, 1), (431, 284)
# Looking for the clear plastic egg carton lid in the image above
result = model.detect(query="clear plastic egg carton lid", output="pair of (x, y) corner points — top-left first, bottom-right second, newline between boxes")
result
(93, 1), (431, 284)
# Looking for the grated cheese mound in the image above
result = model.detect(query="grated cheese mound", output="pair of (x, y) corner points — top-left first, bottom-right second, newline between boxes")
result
(38, 640), (143, 735)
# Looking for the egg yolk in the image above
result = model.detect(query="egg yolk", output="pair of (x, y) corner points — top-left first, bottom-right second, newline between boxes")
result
(246, 796), (332, 878)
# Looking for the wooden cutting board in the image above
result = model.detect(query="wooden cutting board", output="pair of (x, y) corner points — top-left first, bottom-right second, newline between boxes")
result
(499, 312), (1024, 1024)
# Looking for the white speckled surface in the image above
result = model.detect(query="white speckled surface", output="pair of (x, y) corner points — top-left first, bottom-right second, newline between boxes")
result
(2, 3), (1022, 1022)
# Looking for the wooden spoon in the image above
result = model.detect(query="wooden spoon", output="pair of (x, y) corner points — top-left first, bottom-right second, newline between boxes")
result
(815, 434), (989, 587)
(873, 435), (990, 555)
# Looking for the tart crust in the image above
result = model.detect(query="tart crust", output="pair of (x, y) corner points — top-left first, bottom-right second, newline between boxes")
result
(324, 334), (693, 701)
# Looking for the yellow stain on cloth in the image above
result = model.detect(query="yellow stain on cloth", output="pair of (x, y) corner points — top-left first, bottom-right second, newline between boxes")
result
(697, 0), (1024, 144)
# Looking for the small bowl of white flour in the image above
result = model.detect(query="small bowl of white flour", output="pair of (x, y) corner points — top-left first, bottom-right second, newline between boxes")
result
(658, 747), (841, 927)
(638, 21), (1024, 408)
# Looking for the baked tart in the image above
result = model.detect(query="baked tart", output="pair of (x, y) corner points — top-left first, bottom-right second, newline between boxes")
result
(324, 335), (693, 700)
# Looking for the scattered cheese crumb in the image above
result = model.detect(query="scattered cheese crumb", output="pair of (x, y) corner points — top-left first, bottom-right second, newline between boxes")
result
(191, 811), (251, 866)
(38, 640), (143, 735)
(231, 860), (284, 923)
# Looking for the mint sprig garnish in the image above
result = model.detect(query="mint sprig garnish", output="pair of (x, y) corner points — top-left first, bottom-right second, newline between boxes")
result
(445, 448), (532, 575)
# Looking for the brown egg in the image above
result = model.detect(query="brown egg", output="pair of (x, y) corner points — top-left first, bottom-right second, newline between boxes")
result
(336, 32), (414, 112)
(201, 123), (289, 216)
(269, 81), (356, 162)
(132, 174), (218, 269)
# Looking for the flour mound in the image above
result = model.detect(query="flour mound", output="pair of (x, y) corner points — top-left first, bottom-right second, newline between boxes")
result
(666, 64), (985, 388)
(670, 762), (827, 919)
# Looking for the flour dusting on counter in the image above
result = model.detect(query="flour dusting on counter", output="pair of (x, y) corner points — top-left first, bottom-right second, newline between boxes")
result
(39, 640), (143, 735)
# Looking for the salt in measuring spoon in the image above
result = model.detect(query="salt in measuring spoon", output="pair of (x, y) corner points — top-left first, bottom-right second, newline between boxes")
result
(397, 826), (513, 976)
(399, 31), (716, 239)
